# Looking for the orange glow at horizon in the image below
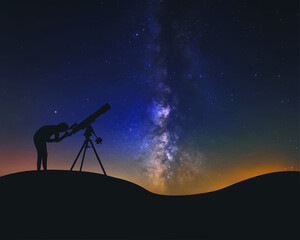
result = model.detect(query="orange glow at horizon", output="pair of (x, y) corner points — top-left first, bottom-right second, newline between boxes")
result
(201, 164), (294, 193)
(136, 165), (298, 195)
(0, 151), (299, 195)
(127, 154), (299, 195)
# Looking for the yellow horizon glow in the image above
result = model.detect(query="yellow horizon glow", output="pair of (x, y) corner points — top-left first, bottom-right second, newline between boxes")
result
(0, 151), (298, 195)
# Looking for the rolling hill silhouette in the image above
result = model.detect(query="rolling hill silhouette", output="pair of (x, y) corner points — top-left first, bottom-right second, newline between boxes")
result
(0, 170), (299, 239)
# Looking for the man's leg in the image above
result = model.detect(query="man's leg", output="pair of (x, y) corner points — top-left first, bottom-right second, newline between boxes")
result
(38, 142), (48, 171)
(37, 154), (42, 171)
(42, 153), (48, 170)
(34, 138), (45, 171)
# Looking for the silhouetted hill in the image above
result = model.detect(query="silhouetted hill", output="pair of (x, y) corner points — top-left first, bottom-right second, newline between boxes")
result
(0, 170), (299, 239)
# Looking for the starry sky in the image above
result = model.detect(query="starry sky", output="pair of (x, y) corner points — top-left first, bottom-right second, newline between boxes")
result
(0, 0), (298, 195)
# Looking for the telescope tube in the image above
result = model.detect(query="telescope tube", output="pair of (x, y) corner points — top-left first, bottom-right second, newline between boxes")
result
(70, 103), (111, 134)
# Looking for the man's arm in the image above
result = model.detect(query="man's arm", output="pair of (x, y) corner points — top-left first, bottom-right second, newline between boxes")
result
(56, 132), (71, 142)
(47, 132), (59, 142)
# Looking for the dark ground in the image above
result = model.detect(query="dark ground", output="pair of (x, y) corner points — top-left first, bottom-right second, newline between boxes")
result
(0, 170), (299, 239)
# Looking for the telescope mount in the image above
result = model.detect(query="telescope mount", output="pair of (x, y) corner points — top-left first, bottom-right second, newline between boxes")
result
(70, 125), (107, 175)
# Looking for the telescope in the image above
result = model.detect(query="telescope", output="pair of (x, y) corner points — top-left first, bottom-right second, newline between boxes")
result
(69, 103), (111, 175)
(68, 103), (111, 135)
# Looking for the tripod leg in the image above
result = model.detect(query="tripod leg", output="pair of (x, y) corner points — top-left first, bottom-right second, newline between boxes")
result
(89, 139), (107, 176)
(79, 143), (88, 172)
(70, 140), (87, 171)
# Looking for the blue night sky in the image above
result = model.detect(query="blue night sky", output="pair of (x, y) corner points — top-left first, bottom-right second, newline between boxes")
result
(0, 0), (298, 194)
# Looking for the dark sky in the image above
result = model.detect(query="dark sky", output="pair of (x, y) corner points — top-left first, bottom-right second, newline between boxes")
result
(0, 0), (298, 194)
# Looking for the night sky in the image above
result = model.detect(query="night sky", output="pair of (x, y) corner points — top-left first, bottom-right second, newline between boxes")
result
(0, 0), (298, 194)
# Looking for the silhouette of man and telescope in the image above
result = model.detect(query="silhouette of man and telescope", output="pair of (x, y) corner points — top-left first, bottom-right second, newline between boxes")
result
(33, 103), (111, 175)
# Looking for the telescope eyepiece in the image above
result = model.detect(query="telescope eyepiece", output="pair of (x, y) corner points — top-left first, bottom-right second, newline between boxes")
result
(69, 123), (77, 130)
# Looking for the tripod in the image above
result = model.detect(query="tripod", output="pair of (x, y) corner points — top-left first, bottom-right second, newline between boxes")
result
(70, 125), (107, 175)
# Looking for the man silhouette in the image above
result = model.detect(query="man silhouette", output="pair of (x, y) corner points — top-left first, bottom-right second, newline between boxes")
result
(34, 122), (70, 170)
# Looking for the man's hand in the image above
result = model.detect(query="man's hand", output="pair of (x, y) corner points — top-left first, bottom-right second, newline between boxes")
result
(59, 131), (72, 141)
(65, 131), (72, 137)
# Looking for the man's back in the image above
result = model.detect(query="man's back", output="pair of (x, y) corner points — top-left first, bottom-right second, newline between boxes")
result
(34, 125), (59, 142)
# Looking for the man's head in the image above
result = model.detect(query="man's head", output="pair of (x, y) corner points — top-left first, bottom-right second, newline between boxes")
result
(57, 122), (69, 132)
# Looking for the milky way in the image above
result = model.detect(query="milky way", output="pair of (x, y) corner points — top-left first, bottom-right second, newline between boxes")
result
(137, 2), (207, 193)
